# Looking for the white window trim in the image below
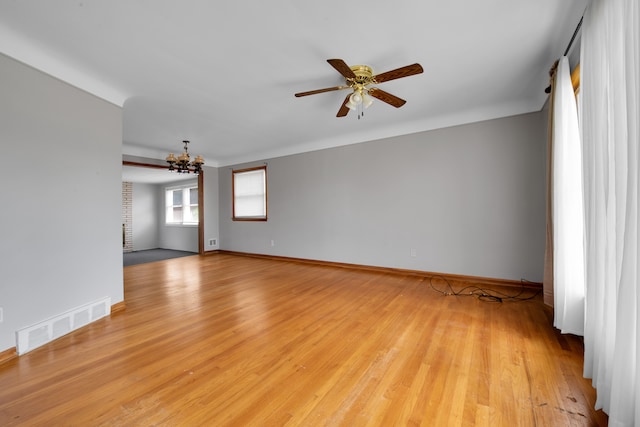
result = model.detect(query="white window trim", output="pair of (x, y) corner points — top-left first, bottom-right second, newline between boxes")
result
(165, 184), (199, 226)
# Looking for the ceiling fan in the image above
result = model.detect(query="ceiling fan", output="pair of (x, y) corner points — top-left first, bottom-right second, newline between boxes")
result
(295, 58), (424, 118)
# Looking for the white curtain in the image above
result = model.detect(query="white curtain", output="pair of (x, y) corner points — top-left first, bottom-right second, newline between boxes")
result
(580, 0), (639, 424)
(552, 56), (586, 335)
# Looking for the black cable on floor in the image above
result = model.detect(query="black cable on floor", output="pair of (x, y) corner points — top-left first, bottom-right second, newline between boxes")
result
(428, 275), (541, 303)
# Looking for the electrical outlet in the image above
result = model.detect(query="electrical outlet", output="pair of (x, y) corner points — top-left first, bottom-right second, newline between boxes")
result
(410, 248), (417, 257)
(0, 307), (3, 323)
(208, 238), (217, 246)
(270, 240), (275, 247)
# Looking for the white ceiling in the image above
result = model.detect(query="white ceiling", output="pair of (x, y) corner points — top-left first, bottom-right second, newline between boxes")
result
(0, 1), (586, 167)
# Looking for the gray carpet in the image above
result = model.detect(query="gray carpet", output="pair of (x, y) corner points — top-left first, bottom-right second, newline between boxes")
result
(123, 249), (197, 266)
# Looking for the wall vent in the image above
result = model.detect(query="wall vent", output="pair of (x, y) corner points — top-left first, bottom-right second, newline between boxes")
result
(15, 297), (111, 355)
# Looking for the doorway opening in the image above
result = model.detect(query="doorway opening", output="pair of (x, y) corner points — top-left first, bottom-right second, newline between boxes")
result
(122, 161), (204, 261)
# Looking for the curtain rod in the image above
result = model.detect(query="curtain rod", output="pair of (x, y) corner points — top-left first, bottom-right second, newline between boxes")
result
(545, 16), (584, 94)
(563, 16), (583, 57)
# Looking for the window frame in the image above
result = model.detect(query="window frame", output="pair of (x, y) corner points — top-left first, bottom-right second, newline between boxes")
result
(232, 165), (268, 221)
(165, 183), (199, 226)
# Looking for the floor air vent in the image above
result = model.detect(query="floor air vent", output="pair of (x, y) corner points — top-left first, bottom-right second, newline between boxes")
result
(16, 297), (111, 355)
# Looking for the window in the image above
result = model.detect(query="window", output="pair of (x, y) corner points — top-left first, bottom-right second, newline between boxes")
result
(166, 185), (199, 225)
(233, 166), (267, 221)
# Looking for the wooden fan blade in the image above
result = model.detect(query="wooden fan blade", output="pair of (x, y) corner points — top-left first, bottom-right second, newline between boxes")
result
(337, 94), (351, 117)
(368, 88), (406, 108)
(374, 63), (423, 83)
(327, 59), (356, 79)
(295, 86), (348, 97)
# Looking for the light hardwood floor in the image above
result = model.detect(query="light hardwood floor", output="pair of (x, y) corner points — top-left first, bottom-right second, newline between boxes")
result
(0, 253), (607, 426)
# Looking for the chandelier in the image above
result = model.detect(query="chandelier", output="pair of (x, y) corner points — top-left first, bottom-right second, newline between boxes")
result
(166, 140), (204, 174)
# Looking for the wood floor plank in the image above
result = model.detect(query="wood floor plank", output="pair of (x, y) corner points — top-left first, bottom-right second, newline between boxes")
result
(0, 253), (607, 426)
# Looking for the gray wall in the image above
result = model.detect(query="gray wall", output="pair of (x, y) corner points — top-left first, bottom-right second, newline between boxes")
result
(132, 182), (159, 251)
(219, 112), (546, 282)
(202, 165), (220, 251)
(0, 53), (124, 352)
(159, 224), (199, 252)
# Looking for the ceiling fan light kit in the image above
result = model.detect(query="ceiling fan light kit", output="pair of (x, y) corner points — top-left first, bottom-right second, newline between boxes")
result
(295, 59), (423, 118)
(345, 89), (373, 110)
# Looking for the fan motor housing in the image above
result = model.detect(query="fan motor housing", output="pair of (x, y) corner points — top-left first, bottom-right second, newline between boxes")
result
(349, 65), (375, 86)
